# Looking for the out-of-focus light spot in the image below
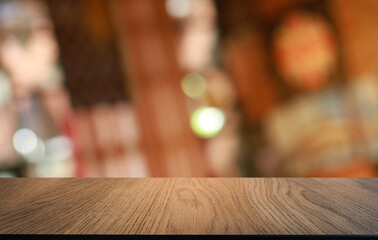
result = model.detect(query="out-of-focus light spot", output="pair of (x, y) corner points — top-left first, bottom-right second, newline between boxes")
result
(13, 128), (38, 155)
(13, 128), (45, 162)
(24, 138), (45, 163)
(190, 107), (225, 138)
(166, 0), (192, 19)
(45, 135), (73, 161)
(273, 11), (336, 91)
(181, 73), (207, 99)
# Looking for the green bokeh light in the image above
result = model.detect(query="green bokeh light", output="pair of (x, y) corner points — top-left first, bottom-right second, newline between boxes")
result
(181, 73), (207, 99)
(190, 107), (225, 138)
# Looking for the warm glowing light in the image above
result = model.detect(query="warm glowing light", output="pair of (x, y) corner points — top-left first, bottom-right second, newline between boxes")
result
(165, 0), (192, 18)
(190, 107), (225, 138)
(273, 11), (336, 91)
(181, 73), (207, 99)
(13, 128), (38, 155)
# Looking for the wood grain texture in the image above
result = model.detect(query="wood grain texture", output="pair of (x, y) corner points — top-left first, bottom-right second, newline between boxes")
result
(0, 178), (376, 234)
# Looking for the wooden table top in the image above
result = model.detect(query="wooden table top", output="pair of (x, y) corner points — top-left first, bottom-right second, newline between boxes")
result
(0, 178), (377, 235)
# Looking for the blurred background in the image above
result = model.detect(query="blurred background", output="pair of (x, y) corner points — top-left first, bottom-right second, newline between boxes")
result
(0, 0), (377, 177)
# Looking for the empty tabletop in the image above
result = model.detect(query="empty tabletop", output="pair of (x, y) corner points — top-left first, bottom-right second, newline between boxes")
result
(0, 178), (377, 235)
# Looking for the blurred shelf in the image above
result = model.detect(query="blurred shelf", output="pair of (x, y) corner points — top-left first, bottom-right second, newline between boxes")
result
(0, 159), (24, 172)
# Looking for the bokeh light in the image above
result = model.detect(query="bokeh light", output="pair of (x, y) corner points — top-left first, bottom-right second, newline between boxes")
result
(181, 73), (207, 99)
(190, 107), (225, 138)
(165, 0), (192, 19)
(13, 128), (45, 163)
(13, 128), (38, 155)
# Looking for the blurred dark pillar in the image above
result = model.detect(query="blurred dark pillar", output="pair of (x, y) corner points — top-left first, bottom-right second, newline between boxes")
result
(111, 0), (207, 176)
(215, 0), (282, 125)
(46, 0), (128, 107)
(216, 0), (254, 37)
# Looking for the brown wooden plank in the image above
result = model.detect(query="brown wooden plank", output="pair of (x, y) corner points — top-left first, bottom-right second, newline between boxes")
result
(0, 178), (376, 234)
(110, 0), (207, 177)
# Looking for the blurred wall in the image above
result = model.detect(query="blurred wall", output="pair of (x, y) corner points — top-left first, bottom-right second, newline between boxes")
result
(331, 0), (378, 78)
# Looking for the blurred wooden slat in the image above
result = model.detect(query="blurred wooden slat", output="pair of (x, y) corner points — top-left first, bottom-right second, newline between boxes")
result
(111, 0), (207, 176)
(0, 178), (376, 234)
(47, 0), (128, 107)
(223, 31), (282, 124)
